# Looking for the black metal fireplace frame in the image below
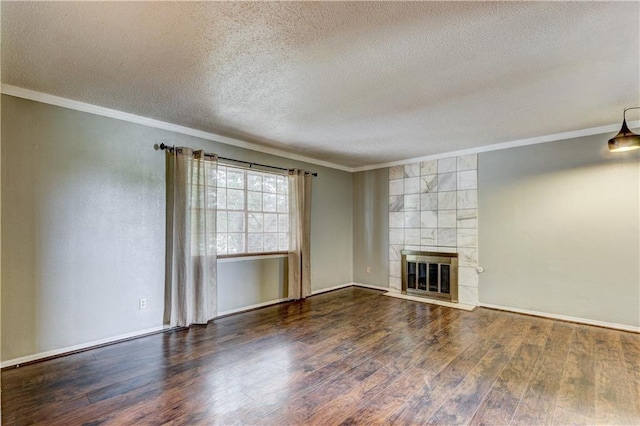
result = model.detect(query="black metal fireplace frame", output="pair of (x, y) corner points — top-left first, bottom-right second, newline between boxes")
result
(401, 250), (459, 303)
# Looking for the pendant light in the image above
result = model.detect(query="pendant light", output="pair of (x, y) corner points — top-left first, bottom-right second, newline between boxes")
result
(608, 107), (640, 152)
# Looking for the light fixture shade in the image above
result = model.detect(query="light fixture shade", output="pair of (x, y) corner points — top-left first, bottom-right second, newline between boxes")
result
(609, 109), (640, 152)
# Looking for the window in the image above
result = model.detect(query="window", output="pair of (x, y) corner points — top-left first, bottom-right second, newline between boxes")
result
(209, 164), (289, 256)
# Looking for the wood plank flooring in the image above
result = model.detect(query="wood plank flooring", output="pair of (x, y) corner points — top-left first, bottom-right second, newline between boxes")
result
(3, 287), (640, 425)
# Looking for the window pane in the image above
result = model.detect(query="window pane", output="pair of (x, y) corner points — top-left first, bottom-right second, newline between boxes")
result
(263, 176), (277, 193)
(263, 193), (276, 212)
(278, 233), (289, 251)
(216, 234), (228, 254)
(205, 211), (216, 232)
(228, 212), (245, 232)
(277, 194), (287, 213)
(217, 211), (228, 233)
(247, 173), (262, 191)
(264, 233), (278, 252)
(192, 164), (289, 257)
(227, 170), (244, 189)
(278, 214), (288, 233)
(206, 186), (217, 209)
(264, 213), (278, 232)
(247, 191), (262, 211)
(206, 163), (217, 187)
(248, 233), (263, 253)
(217, 188), (227, 209)
(277, 176), (287, 194)
(217, 167), (227, 187)
(190, 208), (203, 229)
(228, 233), (245, 253)
(207, 234), (217, 252)
(248, 213), (263, 232)
(227, 189), (245, 210)
(191, 233), (205, 255)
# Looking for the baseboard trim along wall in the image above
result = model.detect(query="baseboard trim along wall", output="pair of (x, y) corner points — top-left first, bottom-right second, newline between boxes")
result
(1, 325), (171, 369)
(480, 303), (640, 333)
(311, 282), (389, 295)
(217, 297), (291, 317)
(352, 283), (390, 292)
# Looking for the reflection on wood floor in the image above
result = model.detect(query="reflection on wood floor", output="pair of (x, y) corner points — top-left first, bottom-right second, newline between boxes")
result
(3, 287), (640, 425)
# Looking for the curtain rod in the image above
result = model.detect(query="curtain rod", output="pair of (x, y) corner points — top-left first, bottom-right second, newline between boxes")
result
(153, 143), (318, 177)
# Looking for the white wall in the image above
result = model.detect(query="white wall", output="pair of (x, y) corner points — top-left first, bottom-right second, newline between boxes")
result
(478, 133), (640, 328)
(1, 95), (353, 363)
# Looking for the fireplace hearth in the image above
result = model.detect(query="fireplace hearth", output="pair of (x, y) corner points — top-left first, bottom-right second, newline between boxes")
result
(401, 250), (458, 303)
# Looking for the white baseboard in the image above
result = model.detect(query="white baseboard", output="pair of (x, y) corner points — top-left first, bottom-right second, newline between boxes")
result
(311, 282), (353, 295)
(480, 303), (640, 333)
(217, 298), (291, 317)
(1, 325), (171, 368)
(352, 282), (390, 292)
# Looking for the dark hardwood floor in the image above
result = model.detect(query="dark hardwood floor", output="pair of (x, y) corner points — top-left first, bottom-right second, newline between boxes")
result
(3, 287), (640, 425)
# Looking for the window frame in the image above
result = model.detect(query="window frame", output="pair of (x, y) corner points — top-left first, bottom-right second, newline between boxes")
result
(213, 162), (290, 258)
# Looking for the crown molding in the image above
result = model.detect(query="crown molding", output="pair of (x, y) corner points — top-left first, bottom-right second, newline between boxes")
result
(3, 84), (635, 174)
(352, 120), (640, 172)
(0, 84), (354, 173)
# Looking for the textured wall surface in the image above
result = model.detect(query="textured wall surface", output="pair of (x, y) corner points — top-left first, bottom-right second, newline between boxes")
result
(1, 95), (353, 362)
(353, 169), (389, 287)
(388, 155), (479, 305)
(478, 133), (640, 327)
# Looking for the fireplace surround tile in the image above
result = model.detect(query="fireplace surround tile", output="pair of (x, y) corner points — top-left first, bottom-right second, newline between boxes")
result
(457, 229), (478, 248)
(457, 154), (478, 171)
(404, 211), (420, 228)
(420, 175), (438, 193)
(404, 194), (420, 211)
(438, 210), (457, 228)
(421, 211), (438, 228)
(404, 163), (420, 177)
(457, 190), (478, 209)
(388, 154), (479, 305)
(438, 172), (457, 191)
(389, 212), (404, 228)
(404, 177), (420, 194)
(438, 191), (457, 210)
(421, 193), (438, 210)
(458, 247), (478, 267)
(421, 160), (438, 175)
(457, 170), (477, 190)
(389, 228), (404, 245)
(457, 209), (478, 229)
(389, 179), (403, 196)
(458, 285), (478, 305)
(389, 195), (404, 212)
(438, 157), (457, 173)
(390, 165), (404, 179)
(420, 228), (437, 245)
(437, 228), (457, 247)
(389, 245), (402, 261)
(404, 229), (420, 245)
(459, 267), (479, 287)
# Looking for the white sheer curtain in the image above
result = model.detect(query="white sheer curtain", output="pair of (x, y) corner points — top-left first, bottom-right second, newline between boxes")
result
(165, 147), (218, 327)
(288, 169), (312, 300)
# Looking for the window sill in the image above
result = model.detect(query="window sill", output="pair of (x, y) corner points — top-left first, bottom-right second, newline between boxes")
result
(217, 252), (288, 263)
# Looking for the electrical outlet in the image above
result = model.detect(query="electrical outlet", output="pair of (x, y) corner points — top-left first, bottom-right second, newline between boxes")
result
(366, 266), (371, 273)
(139, 298), (147, 309)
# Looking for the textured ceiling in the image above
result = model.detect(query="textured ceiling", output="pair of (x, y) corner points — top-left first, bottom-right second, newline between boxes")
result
(2, 1), (639, 168)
